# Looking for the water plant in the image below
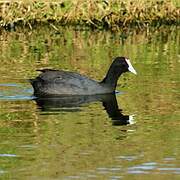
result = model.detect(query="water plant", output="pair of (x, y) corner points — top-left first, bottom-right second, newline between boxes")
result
(0, 0), (179, 30)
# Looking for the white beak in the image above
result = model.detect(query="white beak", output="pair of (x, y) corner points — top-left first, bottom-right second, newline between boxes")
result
(125, 59), (137, 75)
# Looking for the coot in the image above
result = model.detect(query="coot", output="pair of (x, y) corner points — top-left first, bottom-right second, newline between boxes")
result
(30, 57), (137, 96)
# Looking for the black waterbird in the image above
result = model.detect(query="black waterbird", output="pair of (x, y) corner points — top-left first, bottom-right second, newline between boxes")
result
(30, 57), (137, 96)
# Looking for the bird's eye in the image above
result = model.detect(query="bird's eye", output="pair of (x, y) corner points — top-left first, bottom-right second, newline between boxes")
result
(122, 62), (127, 67)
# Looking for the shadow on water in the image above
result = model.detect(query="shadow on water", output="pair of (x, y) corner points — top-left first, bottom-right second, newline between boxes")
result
(34, 93), (135, 126)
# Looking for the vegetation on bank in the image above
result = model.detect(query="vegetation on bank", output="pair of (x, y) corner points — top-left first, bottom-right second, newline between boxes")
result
(0, 0), (179, 30)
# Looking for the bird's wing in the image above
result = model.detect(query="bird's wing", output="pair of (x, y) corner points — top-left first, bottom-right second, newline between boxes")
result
(37, 70), (92, 89)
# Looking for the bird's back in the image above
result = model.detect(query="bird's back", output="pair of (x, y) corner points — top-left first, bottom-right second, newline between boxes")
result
(30, 69), (110, 96)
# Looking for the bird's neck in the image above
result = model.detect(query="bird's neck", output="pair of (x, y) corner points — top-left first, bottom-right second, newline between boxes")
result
(100, 67), (123, 90)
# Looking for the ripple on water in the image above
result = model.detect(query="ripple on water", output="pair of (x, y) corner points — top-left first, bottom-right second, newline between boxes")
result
(0, 154), (17, 157)
(127, 161), (180, 175)
(115, 155), (138, 161)
(0, 83), (33, 101)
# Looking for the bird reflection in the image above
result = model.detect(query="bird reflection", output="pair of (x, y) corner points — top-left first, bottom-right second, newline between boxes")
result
(33, 94), (134, 126)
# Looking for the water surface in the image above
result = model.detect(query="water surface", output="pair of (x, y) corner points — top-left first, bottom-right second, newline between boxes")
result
(0, 26), (179, 179)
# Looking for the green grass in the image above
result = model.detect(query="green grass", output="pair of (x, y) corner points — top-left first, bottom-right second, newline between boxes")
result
(0, 0), (179, 30)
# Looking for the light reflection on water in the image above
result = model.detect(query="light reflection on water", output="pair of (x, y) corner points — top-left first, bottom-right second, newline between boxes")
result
(0, 26), (179, 179)
(64, 159), (180, 179)
(0, 83), (33, 100)
(0, 154), (17, 157)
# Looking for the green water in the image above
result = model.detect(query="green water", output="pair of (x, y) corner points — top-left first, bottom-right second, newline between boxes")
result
(0, 26), (179, 180)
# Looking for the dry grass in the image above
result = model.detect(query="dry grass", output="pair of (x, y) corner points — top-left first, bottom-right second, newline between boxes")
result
(0, 0), (179, 30)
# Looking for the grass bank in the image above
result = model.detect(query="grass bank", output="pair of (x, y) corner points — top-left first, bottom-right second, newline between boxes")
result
(0, 0), (179, 30)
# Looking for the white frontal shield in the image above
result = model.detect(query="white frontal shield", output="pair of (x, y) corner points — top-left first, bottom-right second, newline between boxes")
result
(125, 59), (137, 75)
